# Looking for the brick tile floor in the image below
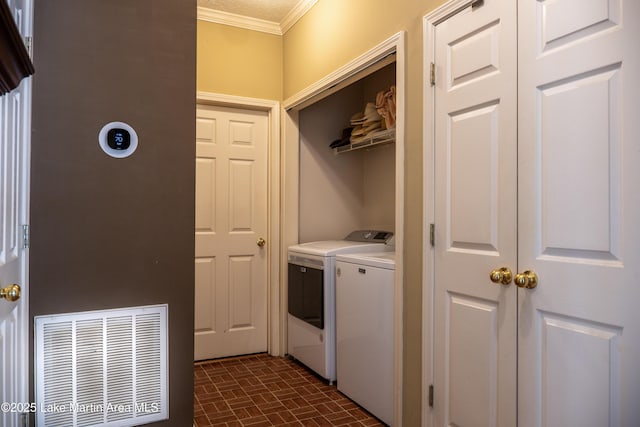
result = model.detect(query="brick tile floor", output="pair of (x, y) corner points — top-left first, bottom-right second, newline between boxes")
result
(194, 353), (386, 427)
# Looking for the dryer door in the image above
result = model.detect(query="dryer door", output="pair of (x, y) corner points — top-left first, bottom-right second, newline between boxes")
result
(288, 263), (324, 329)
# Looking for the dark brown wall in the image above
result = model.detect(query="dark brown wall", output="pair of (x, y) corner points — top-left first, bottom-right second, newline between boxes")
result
(30, 1), (195, 425)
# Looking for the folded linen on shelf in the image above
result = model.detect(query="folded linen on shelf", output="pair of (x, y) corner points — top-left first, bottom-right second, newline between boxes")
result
(348, 102), (384, 143)
(375, 85), (396, 129)
(333, 87), (396, 150)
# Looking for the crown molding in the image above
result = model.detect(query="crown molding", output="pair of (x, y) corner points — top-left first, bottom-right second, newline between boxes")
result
(197, 0), (317, 35)
(281, 0), (318, 34)
(197, 6), (282, 35)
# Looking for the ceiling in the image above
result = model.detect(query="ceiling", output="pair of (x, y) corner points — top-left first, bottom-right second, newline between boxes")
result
(197, 0), (303, 24)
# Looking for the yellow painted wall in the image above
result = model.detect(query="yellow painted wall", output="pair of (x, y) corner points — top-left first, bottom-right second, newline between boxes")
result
(197, 21), (283, 100)
(197, 0), (449, 422)
(283, 0), (446, 424)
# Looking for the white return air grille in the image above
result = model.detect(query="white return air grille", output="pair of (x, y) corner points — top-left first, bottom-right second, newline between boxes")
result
(35, 305), (168, 427)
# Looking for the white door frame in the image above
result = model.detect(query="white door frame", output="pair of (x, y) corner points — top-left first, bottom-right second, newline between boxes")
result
(422, 1), (481, 425)
(0, 0), (32, 423)
(283, 31), (406, 426)
(0, 78), (31, 426)
(196, 91), (282, 356)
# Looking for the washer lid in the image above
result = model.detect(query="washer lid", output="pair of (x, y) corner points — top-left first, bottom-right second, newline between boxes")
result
(336, 251), (396, 270)
(288, 240), (391, 257)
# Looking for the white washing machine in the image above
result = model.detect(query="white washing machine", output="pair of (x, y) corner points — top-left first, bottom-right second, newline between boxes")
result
(336, 251), (395, 425)
(287, 230), (393, 382)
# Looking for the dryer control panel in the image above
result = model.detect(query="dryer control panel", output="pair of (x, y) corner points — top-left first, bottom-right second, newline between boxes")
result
(344, 230), (393, 244)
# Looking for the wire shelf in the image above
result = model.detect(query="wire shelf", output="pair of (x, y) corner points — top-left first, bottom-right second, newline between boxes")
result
(334, 128), (395, 154)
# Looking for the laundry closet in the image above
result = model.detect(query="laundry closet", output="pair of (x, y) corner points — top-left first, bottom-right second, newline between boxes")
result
(297, 59), (397, 242)
(282, 35), (405, 425)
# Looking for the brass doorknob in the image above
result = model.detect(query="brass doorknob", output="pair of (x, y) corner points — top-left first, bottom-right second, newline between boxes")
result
(257, 237), (266, 247)
(1, 284), (21, 302)
(489, 267), (512, 285)
(514, 270), (538, 289)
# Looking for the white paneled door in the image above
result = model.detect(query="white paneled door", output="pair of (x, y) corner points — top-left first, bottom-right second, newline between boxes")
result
(518, 0), (640, 425)
(433, 0), (640, 425)
(194, 104), (268, 360)
(0, 0), (31, 426)
(433, 0), (517, 425)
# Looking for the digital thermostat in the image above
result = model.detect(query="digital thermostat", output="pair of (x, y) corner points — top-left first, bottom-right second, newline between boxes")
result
(98, 121), (138, 158)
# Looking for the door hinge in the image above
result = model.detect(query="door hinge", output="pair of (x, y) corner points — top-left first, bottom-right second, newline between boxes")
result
(430, 62), (436, 86)
(23, 36), (33, 59)
(22, 224), (29, 249)
(430, 223), (435, 247)
(429, 384), (434, 407)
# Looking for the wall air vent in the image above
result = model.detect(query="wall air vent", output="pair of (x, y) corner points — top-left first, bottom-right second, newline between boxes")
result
(34, 305), (168, 427)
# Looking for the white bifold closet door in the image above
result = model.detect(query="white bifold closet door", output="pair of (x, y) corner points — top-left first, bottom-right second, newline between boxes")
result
(433, 0), (640, 426)
(433, 0), (517, 425)
(517, 0), (640, 426)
